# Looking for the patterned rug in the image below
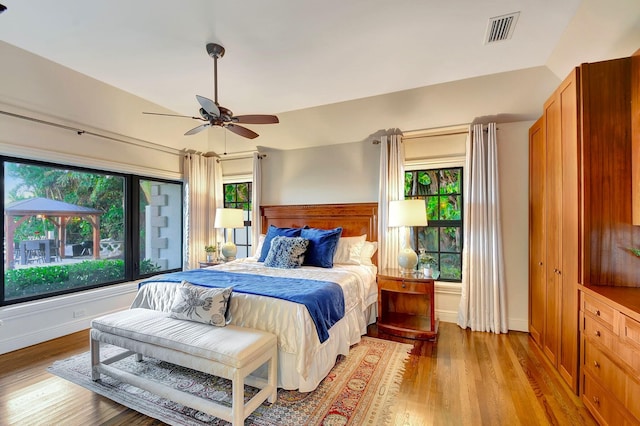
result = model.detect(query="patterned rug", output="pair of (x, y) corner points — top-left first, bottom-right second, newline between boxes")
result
(47, 336), (412, 425)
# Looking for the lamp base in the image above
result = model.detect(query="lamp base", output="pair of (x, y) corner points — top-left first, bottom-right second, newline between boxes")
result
(221, 241), (237, 261)
(397, 248), (418, 274)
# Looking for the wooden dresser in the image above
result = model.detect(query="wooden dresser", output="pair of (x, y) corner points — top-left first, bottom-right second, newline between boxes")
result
(580, 285), (640, 425)
(529, 51), (640, 397)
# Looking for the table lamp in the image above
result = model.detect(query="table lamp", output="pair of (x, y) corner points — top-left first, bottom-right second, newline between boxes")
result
(388, 199), (428, 274)
(214, 208), (244, 261)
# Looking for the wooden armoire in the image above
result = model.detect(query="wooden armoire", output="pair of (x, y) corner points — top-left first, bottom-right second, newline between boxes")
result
(529, 52), (640, 404)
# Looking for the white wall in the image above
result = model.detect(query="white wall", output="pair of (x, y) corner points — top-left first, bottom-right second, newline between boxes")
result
(261, 141), (379, 205)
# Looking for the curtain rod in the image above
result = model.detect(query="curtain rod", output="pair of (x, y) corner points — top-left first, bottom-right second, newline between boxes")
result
(182, 150), (266, 160)
(0, 110), (181, 155)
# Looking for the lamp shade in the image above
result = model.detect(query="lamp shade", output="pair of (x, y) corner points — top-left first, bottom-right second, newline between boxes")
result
(214, 208), (244, 229)
(388, 199), (428, 227)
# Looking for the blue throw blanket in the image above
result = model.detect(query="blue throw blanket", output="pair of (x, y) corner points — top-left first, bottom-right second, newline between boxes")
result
(139, 269), (345, 343)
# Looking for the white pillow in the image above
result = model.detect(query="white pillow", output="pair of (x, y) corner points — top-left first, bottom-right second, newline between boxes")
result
(360, 241), (378, 265)
(252, 234), (266, 259)
(333, 235), (367, 264)
(169, 281), (232, 326)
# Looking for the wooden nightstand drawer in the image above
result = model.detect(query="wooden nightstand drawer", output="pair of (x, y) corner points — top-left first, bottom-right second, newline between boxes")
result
(583, 293), (616, 331)
(377, 276), (431, 294)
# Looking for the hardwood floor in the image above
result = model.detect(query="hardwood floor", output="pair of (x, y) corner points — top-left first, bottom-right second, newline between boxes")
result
(0, 322), (596, 426)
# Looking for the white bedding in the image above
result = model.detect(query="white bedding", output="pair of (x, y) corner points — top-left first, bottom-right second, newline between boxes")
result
(131, 258), (378, 391)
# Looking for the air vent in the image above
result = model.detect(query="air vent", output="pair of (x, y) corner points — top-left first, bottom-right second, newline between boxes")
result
(484, 12), (520, 44)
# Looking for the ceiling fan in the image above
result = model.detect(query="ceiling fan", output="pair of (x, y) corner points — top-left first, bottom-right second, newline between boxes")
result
(144, 43), (279, 139)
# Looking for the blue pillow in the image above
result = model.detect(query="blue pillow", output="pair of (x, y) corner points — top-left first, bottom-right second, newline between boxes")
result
(264, 236), (309, 269)
(258, 225), (303, 262)
(301, 227), (343, 268)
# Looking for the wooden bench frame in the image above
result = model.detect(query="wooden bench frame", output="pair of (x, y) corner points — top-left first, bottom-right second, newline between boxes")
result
(90, 323), (277, 426)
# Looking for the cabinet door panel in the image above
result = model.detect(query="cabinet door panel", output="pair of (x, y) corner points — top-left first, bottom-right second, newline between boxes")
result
(558, 70), (579, 392)
(543, 90), (562, 366)
(529, 117), (546, 346)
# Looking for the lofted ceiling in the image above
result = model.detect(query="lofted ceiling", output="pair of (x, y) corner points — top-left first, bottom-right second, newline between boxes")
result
(0, 0), (639, 153)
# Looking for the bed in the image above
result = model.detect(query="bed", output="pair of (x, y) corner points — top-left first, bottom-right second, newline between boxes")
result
(131, 203), (379, 392)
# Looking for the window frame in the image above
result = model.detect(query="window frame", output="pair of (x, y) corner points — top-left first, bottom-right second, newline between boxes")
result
(405, 158), (465, 283)
(1, 155), (184, 306)
(222, 180), (253, 258)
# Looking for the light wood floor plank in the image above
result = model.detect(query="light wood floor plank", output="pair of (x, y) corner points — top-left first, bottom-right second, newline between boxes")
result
(0, 323), (596, 425)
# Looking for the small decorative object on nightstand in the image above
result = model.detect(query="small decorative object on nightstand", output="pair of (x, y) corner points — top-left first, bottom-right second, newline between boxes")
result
(204, 245), (216, 262)
(377, 268), (438, 340)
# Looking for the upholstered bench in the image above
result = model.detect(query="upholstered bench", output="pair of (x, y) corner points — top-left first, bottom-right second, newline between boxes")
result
(90, 308), (277, 426)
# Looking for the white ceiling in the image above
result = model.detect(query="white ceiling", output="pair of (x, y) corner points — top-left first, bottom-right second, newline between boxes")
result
(0, 0), (585, 115)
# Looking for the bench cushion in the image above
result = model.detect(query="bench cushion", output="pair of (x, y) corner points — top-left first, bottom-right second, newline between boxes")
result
(91, 308), (276, 369)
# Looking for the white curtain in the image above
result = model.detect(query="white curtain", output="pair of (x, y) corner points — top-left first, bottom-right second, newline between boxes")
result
(457, 123), (507, 333)
(251, 152), (262, 256)
(183, 153), (223, 269)
(378, 134), (405, 270)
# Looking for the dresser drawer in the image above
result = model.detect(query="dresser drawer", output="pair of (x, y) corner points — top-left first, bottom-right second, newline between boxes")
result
(583, 293), (616, 331)
(377, 277), (431, 294)
(584, 314), (616, 349)
(583, 373), (631, 426)
(621, 314), (640, 349)
(583, 341), (626, 403)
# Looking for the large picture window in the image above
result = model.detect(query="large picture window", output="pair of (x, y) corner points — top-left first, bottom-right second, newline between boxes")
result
(405, 167), (463, 281)
(2, 157), (183, 305)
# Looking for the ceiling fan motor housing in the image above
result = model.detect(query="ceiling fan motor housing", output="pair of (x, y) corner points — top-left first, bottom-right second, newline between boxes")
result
(206, 43), (225, 59)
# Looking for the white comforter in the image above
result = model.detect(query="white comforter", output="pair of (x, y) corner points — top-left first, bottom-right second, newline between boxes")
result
(131, 258), (378, 391)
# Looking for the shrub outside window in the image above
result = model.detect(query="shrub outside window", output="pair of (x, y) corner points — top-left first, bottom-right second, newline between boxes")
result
(404, 167), (463, 281)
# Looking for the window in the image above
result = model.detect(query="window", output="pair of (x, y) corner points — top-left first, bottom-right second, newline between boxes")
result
(2, 157), (183, 305)
(223, 182), (252, 258)
(405, 167), (463, 281)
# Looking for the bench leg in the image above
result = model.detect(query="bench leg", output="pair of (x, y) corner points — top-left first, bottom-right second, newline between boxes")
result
(90, 337), (101, 381)
(232, 370), (244, 426)
(268, 346), (277, 403)
(135, 353), (143, 362)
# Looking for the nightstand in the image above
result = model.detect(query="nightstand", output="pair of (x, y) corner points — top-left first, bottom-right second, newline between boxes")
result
(199, 260), (224, 268)
(377, 268), (438, 340)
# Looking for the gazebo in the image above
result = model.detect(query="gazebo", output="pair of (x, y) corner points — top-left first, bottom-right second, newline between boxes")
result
(5, 197), (103, 269)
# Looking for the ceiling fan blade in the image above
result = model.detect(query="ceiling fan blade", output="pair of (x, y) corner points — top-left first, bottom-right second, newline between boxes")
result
(233, 115), (279, 124)
(185, 123), (210, 136)
(196, 95), (220, 117)
(143, 112), (204, 120)
(226, 124), (259, 139)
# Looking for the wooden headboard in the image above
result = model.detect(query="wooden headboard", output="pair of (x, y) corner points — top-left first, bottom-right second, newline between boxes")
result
(260, 203), (378, 242)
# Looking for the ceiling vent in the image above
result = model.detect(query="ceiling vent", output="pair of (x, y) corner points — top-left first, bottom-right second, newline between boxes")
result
(484, 12), (520, 44)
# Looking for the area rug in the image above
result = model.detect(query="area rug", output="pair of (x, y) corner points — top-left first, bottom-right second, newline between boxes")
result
(47, 336), (412, 425)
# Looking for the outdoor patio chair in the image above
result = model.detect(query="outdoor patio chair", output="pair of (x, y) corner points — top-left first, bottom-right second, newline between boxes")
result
(24, 240), (45, 264)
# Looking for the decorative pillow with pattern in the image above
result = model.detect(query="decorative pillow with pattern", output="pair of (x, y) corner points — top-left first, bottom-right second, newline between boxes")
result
(169, 281), (232, 326)
(264, 236), (309, 269)
(258, 225), (303, 262)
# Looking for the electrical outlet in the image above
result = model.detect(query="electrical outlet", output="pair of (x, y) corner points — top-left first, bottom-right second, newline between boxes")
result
(73, 309), (86, 318)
